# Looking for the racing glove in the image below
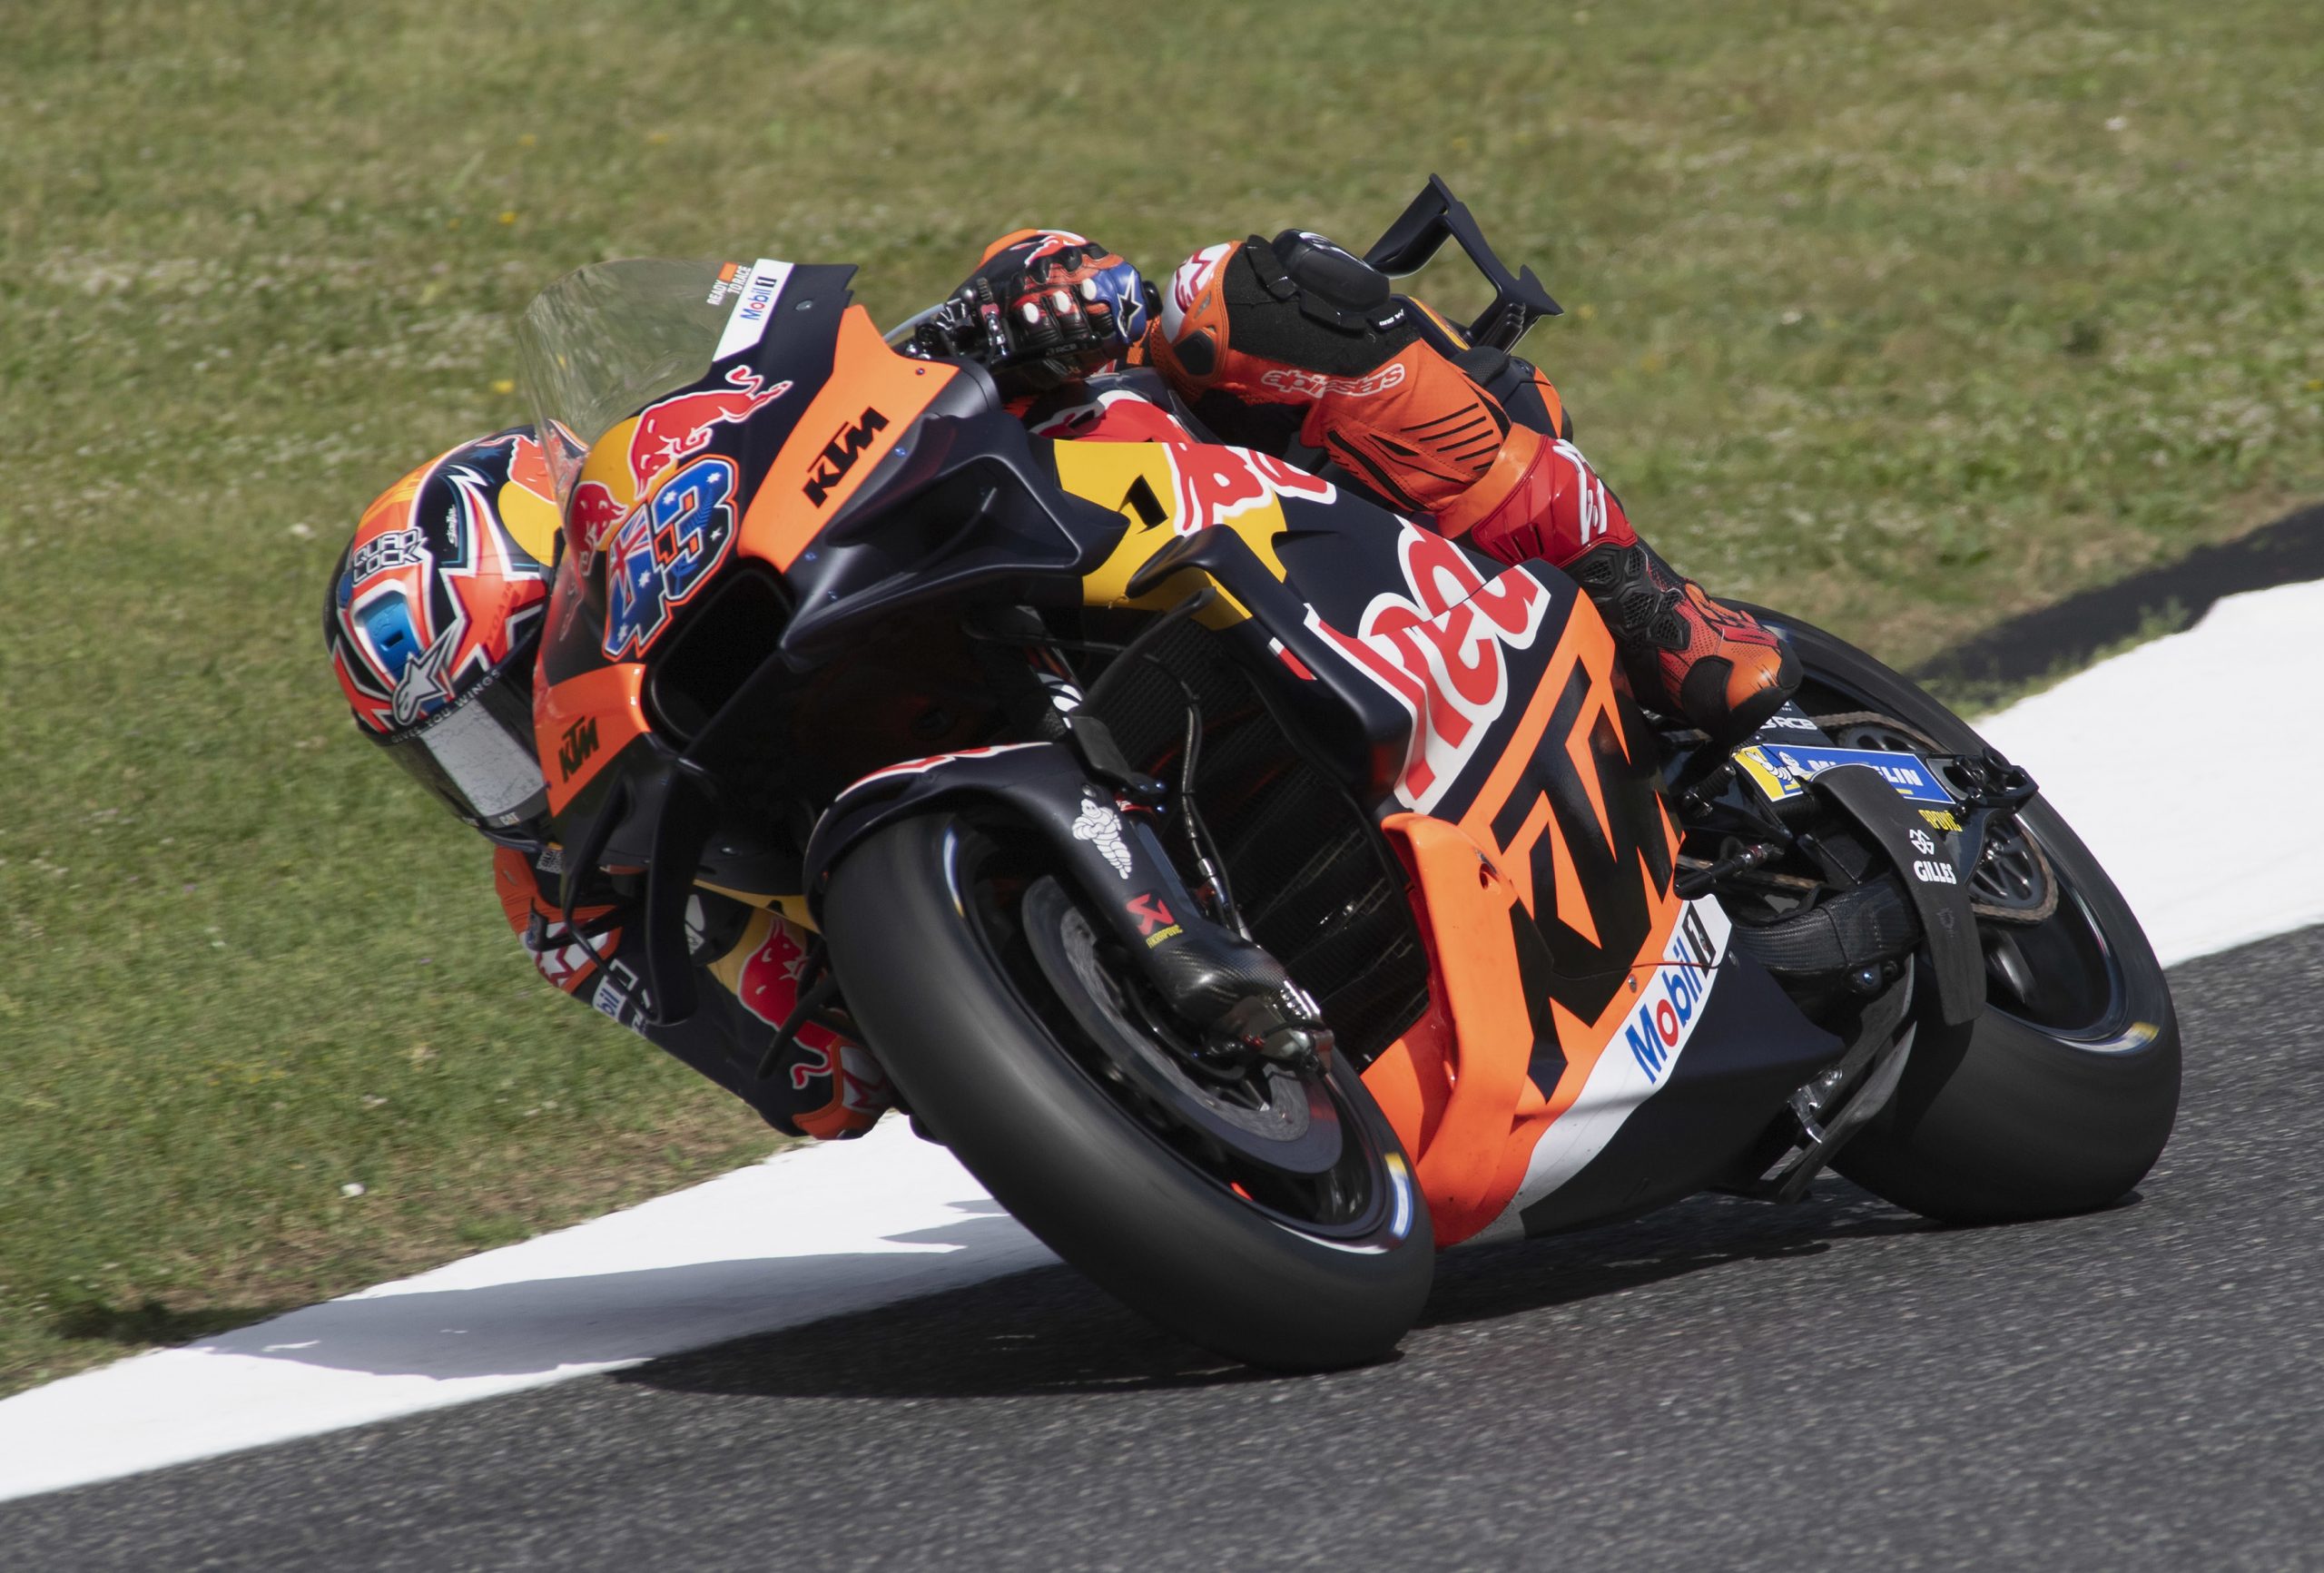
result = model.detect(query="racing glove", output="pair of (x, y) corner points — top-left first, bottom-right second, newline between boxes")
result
(913, 230), (1154, 393)
(494, 843), (649, 1027)
(492, 847), (891, 1138)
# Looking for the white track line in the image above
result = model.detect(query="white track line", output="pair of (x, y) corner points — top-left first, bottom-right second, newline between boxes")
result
(1975, 577), (2324, 967)
(4, 576), (2319, 1504)
(0, 1121), (1047, 1503)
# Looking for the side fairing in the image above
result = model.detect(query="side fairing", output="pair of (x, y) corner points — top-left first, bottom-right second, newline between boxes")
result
(1238, 511), (1836, 1244)
(533, 266), (897, 840)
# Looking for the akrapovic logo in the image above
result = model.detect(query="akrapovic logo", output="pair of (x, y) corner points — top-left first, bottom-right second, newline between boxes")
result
(802, 407), (890, 506)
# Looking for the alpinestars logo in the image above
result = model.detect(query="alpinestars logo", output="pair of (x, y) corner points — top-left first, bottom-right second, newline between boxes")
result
(1258, 363), (1408, 399)
(802, 407), (890, 506)
(389, 624), (460, 728)
(1161, 241), (1236, 339)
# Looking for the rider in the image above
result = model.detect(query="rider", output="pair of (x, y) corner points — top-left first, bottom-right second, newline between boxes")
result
(936, 227), (1800, 744)
(325, 430), (892, 1141)
(326, 224), (1797, 1143)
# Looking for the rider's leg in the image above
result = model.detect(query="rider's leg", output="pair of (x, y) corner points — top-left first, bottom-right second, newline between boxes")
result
(1144, 234), (1798, 743)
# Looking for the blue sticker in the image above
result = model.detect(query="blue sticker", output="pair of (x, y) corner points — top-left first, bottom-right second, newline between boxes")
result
(1735, 743), (1955, 805)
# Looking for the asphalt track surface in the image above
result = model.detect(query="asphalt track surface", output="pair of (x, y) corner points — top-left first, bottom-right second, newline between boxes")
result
(9, 925), (2319, 1571)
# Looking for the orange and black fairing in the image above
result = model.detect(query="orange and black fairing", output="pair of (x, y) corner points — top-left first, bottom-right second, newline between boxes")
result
(507, 250), (1830, 1228)
(1239, 508), (1832, 1245)
(533, 266), (963, 830)
(1354, 601), (1689, 1244)
(526, 261), (1128, 998)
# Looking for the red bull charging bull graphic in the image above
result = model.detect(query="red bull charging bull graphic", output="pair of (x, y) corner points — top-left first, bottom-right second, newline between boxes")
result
(566, 365), (793, 571)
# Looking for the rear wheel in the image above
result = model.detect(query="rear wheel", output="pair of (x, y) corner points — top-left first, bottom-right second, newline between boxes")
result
(822, 812), (1433, 1370)
(1745, 608), (2181, 1224)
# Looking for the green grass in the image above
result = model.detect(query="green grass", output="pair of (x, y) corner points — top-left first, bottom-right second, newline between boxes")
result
(3, 0), (2319, 1395)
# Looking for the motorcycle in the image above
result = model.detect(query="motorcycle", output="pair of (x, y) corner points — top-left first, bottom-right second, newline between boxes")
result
(511, 182), (2179, 1371)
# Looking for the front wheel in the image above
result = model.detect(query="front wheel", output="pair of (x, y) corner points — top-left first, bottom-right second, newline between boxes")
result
(822, 812), (1433, 1371)
(1744, 607), (2181, 1224)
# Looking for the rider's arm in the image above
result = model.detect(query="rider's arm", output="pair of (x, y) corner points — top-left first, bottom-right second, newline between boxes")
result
(489, 848), (888, 1138)
(1140, 233), (1630, 570)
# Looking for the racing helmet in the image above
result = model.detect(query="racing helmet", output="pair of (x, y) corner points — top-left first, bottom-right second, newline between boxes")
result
(325, 428), (561, 844)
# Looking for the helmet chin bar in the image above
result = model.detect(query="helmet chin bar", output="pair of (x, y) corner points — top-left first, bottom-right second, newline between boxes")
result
(379, 661), (550, 843)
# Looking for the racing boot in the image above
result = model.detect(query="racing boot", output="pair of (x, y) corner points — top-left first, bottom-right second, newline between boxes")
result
(1565, 536), (1800, 744)
(1442, 423), (1799, 744)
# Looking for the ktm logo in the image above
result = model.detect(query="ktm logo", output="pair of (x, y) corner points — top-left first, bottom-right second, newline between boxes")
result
(1488, 657), (1677, 1026)
(557, 716), (599, 780)
(801, 407), (890, 506)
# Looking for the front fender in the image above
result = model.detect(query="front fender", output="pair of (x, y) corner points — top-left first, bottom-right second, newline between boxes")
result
(800, 742), (1063, 903)
(803, 742), (1315, 1037)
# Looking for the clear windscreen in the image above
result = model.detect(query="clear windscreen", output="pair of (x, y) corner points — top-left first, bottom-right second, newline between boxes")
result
(514, 257), (738, 506)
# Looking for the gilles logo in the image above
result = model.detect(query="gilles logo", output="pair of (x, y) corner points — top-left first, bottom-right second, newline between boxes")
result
(802, 407), (890, 506)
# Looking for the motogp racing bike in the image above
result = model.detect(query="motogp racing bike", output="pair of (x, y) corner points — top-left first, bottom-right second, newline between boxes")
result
(511, 183), (2178, 1370)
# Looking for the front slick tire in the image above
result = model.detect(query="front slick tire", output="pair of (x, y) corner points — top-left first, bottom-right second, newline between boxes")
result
(822, 813), (1432, 1371)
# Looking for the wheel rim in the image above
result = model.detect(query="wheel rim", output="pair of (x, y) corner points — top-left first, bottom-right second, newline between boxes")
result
(947, 826), (1416, 1249)
(1811, 707), (2153, 1055)
(1822, 713), (2055, 919)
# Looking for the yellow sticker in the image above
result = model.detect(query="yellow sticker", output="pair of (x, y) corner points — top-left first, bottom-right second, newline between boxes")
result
(1733, 746), (1802, 801)
(1053, 440), (1304, 627)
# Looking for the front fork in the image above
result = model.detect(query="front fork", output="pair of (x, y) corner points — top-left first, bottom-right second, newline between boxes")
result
(964, 601), (1322, 1058)
(1030, 716), (1332, 1064)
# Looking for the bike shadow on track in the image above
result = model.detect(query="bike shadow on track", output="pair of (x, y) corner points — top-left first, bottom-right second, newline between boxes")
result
(149, 1207), (1053, 1384)
(613, 1178), (1946, 1403)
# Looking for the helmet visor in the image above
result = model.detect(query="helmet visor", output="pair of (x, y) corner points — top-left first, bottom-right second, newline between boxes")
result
(379, 663), (548, 838)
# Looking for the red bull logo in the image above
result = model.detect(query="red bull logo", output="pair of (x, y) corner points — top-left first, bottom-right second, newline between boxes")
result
(567, 480), (630, 567)
(566, 367), (793, 568)
(626, 366), (791, 493)
(736, 918), (841, 1052)
(1309, 523), (1552, 813)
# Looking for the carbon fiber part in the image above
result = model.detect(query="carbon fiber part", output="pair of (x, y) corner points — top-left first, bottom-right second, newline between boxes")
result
(1081, 616), (1430, 1068)
(1727, 877), (1924, 977)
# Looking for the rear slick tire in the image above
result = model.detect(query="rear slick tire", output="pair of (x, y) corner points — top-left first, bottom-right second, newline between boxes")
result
(1746, 607), (2182, 1224)
(822, 812), (1433, 1371)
